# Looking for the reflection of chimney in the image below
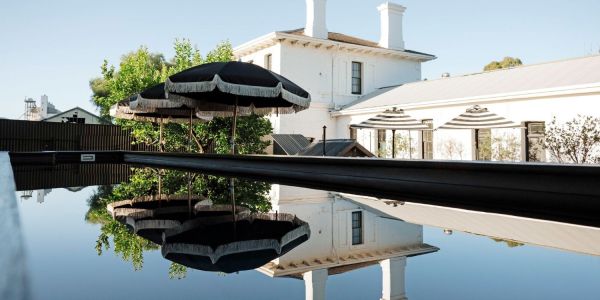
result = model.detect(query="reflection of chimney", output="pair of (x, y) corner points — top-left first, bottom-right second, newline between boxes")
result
(305, 0), (328, 39)
(377, 2), (406, 50)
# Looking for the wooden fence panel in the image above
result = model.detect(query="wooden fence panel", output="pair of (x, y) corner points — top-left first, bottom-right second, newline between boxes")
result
(0, 119), (158, 152)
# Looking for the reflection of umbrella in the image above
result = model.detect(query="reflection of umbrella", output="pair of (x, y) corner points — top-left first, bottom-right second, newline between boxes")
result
(351, 108), (430, 158)
(106, 194), (208, 219)
(165, 61), (311, 154)
(438, 105), (521, 160)
(123, 204), (250, 245)
(161, 213), (310, 273)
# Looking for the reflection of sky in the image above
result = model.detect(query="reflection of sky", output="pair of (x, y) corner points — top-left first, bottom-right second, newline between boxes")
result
(15, 186), (600, 300)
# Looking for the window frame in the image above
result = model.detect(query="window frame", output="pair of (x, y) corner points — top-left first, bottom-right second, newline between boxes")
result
(351, 61), (363, 95)
(351, 211), (363, 245)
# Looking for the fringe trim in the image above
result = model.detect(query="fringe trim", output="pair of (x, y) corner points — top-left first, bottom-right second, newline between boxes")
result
(165, 75), (311, 110)
(130, 95), (182, 110)
(128, 219), (183, 233)
(161, 213), (311, 263)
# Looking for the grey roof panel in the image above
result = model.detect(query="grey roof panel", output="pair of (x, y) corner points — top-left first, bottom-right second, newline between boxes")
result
(342, 55), (600, 112)
(298, 139), (375, 157)
(271, 134), (311, 155)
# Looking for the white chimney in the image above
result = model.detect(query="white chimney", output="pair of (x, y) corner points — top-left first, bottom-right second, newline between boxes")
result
(305, 0), (328, 39)
(40, 94), (48, 119)
(377, 2), (406, 50)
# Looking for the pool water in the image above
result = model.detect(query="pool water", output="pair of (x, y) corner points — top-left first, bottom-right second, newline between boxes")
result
(7, 167), (600, 300)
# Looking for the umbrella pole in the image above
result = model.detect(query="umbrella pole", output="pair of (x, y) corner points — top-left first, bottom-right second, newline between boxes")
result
(159, 116), (164, 153)
(392, 130), (396, 158)
(408, 130), (412, 159)
(475, 128), (479, 160)
(231, 97), (238, 155)
(188, 172), (192, 217)
(188, 109), (193, 153)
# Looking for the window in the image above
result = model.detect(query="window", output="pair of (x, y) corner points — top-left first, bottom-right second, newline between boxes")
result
(351, 62), (362, 94)
(351, 211), (363, 245)
(265, 54), (272, 70)
(421, 119), (433, 159)
(475, 128), (492, 160)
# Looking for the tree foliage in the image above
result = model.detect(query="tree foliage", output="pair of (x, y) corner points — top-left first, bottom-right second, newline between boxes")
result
(89, 39), (272, 154)
(544, 115), (600, 164)
(483, 56), (523, 71)
(85, 168), (271, 274)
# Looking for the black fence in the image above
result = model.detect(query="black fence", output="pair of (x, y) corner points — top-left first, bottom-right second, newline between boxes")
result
(0, 119), (157, 152)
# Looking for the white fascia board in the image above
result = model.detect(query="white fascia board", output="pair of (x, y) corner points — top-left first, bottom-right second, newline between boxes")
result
(234, 32), (436, 62)
(333, 82), (600, 117)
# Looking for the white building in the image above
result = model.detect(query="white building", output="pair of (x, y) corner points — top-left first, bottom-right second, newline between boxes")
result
(260, 185), (438, 300)
(235, 0), (600, 162)
(234, 0), (435, 142)
(43, 107), (106, 125)
(336, 55), (600, 161)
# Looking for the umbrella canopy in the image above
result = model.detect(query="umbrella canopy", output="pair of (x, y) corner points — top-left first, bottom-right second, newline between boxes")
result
(165, 61), (311, 115)
(129, 83), (182, 110)
(161, 212), (310, 273)
(438, 105), (521, 129)
(106, 194), (208, 219)
(109, 99), (212, 123)
(120, 204), (250, 245)
(350, 108), (430, 158)
(350, 108), (430, 130)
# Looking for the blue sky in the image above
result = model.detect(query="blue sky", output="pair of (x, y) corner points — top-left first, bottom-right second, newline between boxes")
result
(1, 0), (599, 119)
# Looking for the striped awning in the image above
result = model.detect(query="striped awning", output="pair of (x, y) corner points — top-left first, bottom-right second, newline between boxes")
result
(350, 108), (430, 130)
(438, 105), (521, 129)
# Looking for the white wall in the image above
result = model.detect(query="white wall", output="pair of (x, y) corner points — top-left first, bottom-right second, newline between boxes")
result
(44, 108), (104, 124)
(337, 92), (600, 161)
(239, 42), (422, 141)
(272, 189), (423, 266)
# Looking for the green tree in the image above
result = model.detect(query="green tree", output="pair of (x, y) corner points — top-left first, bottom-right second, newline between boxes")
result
(483, 56), (523, 71)
(89, 39), (271, 154)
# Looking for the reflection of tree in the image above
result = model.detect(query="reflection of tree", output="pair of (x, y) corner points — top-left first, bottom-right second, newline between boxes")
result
(491, 237), (525, 248)
(85, 168), (271, 275)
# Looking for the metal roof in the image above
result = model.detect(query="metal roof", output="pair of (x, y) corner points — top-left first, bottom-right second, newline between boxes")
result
(298, 139), (375, 157)
(271, 134), (311, 155)
(341, 55), (600, 112)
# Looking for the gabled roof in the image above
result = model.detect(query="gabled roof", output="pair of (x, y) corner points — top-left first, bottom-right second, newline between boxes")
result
(339, 54), (600, 114)
(280, 28), (434, 57)
(272, 134), (311, 155)
(43, 106), (106, 123)
(298, 139), (375, 157)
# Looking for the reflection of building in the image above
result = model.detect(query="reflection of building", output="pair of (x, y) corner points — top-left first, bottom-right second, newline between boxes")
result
(260, 186), (438, 300)
(342, 193), (600, 257)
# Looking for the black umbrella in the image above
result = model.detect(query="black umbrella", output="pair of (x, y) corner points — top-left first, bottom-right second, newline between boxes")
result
(161, 212), (310, 273)
(165, 61), (311, 154)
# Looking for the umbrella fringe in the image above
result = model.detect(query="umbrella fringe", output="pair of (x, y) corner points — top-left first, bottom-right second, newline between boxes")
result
(128, 219), (182, 233)
(130, 95), (183, 110)
(166, 75), (311, 109)
(161, 214), (310, 264)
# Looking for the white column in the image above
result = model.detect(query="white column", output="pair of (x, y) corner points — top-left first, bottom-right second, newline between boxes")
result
(380, 256), (407, 300)
(303, 269), (328, 300)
